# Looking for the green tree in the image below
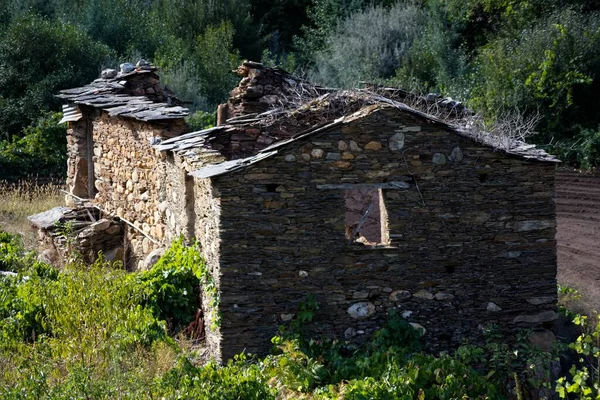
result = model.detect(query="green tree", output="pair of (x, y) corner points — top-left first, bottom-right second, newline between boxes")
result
(310, 2), (426, 88)
(150, 0), (260, 60)
(0, 14), (112, 142)
(468, 9), (600, 145)
(83, 0), (159, 56)
(194, 22), (242, 108)
(391, 1), (469, 95)
(0, 113), (67, 180)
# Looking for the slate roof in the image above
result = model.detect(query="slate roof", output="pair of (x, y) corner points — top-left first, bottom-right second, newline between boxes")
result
(56, 70), (189, 122)
(153, 90), (559, 179)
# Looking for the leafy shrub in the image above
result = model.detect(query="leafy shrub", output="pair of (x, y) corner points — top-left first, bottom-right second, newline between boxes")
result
(156, 355), (276, 399)
(158, 59), (209, 112)
(0, 113), (67, 181)
(130, 238), (207, 332)
(0, 232), (565, 398)
(0, 231), (26, 271)
(468, 9), (600, 145)
(310, 2), (427, 88)
(186, 110), (216, 131)
(577, 126), (600, 171)
(557, 314), (600, 399)
(368, 310), (423, 352)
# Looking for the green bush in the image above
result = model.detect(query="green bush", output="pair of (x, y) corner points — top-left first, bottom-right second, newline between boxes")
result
(468, 9), (600, 144)
(577, 126), (600, 171)
(0, 112), (67, 181)
(0, 230), (562, 398)
(157, 58), (209, 112)
(155, 355), (276, 400)
(557, 314), (600, 399)
(186, 110), (216, 131)
(0, 231), (26, 271)
(129, 238), (207, 332)
(311, 2), (427, 88)
(0, 14), (112, 142)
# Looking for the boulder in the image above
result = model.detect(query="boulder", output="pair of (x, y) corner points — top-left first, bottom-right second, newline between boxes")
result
(528, 329), (556, 352)
(513, 311), (559, 326)
(347, 302), (376, 319)
(142, 247), (166, 270)
(120, 63), (135, 74)
(100, 69), (118, 79)
(413, 290), (434, 300)
(389, 290), (412, 301)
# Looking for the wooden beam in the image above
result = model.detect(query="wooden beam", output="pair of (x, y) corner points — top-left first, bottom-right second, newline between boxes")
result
(316, 181), (410, 190)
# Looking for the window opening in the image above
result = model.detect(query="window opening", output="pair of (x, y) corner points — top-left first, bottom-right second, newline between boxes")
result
(266, 184), (280, 193)
(344, 188), (390, 246)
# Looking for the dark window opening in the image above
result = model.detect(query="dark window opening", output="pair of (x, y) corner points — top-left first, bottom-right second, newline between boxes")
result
(266, 184), (280, 193)
(344, 188), (390, 246)
(479, 172), (488, 183)
(445, 265), (456, 274)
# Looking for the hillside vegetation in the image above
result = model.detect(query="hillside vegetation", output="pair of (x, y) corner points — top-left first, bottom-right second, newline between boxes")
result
(0, 230), (571, 398)
(0, 0), (600, 180)
(1, 228), (600, 398)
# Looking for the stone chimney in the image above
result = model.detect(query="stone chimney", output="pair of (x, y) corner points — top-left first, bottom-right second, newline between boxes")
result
(99, 59), (170, 103)
(217, 61), (318, 125)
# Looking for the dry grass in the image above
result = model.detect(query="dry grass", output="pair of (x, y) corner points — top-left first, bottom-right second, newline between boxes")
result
(0, 181), (65, 249)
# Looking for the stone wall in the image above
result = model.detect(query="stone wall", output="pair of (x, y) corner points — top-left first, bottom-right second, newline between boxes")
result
(65, 109), (95, 202)
(212, 106), (557, 359)
(122, 72), (167, 102)
(91, 112), (187, 267)
(162, 153), (196, 242)
(193, 177), (223, 360)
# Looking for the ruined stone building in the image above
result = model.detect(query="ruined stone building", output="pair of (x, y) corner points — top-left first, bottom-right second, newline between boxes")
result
(46, 61), (560, 361)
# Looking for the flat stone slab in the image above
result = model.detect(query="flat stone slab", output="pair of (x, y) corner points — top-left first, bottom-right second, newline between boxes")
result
(28, 207), (71, 230)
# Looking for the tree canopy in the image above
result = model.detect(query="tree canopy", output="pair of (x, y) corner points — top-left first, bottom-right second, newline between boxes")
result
(1, 0), (600, 179)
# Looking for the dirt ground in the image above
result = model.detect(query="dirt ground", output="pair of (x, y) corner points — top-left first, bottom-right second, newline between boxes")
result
(556, 170), (600, 315)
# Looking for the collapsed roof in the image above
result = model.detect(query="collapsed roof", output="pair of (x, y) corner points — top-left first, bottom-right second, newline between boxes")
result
(154, 62), (559, 178)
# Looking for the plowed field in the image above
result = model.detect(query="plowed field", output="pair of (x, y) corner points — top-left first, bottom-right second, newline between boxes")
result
(556, 171), (600, 313)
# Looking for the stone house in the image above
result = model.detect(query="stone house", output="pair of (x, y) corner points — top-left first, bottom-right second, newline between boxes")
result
(55, 61), (560, 361)
(55, 62), (189, 262)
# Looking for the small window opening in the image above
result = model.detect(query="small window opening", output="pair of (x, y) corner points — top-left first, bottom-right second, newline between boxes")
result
(344, 188), (390, 246)
(478, 172), (488, 183)
(445, 265), (455, 274)
(266, 184), (280, 193)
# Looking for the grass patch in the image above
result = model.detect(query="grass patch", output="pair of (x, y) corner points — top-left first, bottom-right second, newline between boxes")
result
(0, 181), (64, 249)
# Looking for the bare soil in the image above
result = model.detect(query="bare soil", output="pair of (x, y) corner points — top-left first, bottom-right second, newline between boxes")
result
(556, 170), (600, 314)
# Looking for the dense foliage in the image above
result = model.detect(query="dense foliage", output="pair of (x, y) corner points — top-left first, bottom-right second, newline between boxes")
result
(1, 0), (600, 179)
(2, 229), (583, 399)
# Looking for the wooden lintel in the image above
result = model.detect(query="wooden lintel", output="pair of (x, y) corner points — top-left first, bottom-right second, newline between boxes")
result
(316, 181), (410, 190)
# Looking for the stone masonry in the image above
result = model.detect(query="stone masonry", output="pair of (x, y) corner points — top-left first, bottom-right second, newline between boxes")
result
(210, 106), (557, 359)
(56, 61), (559, 362)
(92, 113), (186, 266)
